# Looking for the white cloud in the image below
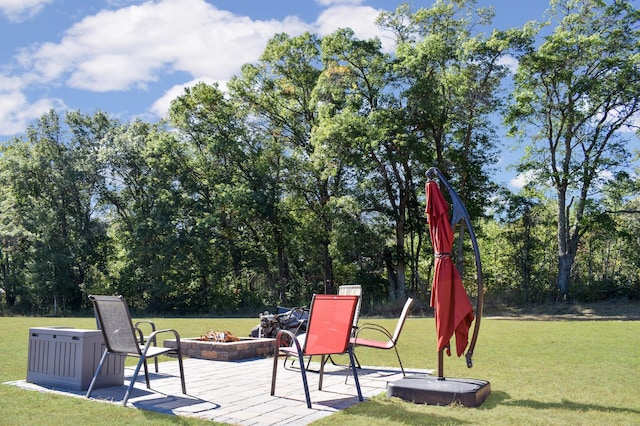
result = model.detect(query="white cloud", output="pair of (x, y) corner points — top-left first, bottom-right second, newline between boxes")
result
(509, 170), (535, 190)
(497, 54), (518, 74)
(316, 0), (363, 6)
(1, 0), (390, 135)
(15, 0), (390, 94)
(315, 4), (394, 52)
(0, 73), (66, 133)
(0, 87), (65, 134)
(0, 0), (52, 22)
(19, 0), (309, 92)
(149, 77), (225, 118)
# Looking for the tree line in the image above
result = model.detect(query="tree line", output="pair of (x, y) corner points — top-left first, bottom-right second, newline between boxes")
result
(1, 0), (639, 315)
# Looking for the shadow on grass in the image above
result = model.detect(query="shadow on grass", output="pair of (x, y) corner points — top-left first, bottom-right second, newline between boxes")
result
(484, 390), (640, 415)
(343, 397), (473, 424)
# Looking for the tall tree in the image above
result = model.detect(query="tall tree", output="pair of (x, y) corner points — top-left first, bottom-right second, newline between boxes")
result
(0, 147), (32, 309)
(507, 0), (640, 298)
(377, 0), (520, 290)
(169, 82), (272, 311)
(230, 32), (343, 301)
(96, 119), (199, 311)
(0, 110), (111, 313)
(317, 27), (419, 301)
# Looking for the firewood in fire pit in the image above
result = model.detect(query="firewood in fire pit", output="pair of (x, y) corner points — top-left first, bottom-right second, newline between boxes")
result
(198, 330), (240, 342)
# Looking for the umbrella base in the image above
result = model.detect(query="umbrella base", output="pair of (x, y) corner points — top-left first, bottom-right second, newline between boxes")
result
(387, 374), (491, 407)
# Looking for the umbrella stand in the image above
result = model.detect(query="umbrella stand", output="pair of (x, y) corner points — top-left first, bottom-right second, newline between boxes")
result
(386, 167), (490, 407)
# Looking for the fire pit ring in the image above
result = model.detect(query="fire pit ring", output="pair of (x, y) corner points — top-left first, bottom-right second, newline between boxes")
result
(164, 337), (275, 361)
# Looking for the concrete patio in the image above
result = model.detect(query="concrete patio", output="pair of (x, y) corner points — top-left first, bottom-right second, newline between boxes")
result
(8, 356), (431, 425)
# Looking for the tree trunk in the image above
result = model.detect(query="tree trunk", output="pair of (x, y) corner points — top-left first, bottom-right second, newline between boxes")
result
(277, 243), (288, 304)
(521, 206), (533, 302)
(322, 240), (335, 294)
(556, 189), (571, 299)
(1, 250), (16, 306)
(394, 219), (407, 300)
(383, 248), (398, 301)
(557, 253), (572, 300)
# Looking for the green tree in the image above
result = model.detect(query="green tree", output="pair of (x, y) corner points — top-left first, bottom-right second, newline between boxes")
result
(316, 27), (420, 301)
(485, 188), (557, 303)
(377, 0), (520, 292)
(229, 32), (353, 302)
(169, 82), (272, 311)
(96, 119), (202, 312)
(0, 150), (32, 309)
(0, 110), (111, 313)
(507, 0), (640, 299)
(571, 172), (640, 300)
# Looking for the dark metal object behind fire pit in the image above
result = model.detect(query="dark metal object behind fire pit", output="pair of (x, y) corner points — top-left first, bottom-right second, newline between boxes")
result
(250, 307), (308, 340)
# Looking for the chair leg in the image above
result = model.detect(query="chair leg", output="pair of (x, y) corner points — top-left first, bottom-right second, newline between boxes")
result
(285, 354), (315, 372)
(271, 349), (280, 397)
(122, 357), (146, 406)
(394, 347), (406, 376)
(344, 359), (351, 384)
(86, 349), (109, 398)
(348, 348), (363, 402)
(151, 336), (159, 373)
(353, 350), (362, 369)
(282, 353), (288, 368)
(177, 352), (186, 394)
(345, 348), (362, 384)
(272, 348), (312, 409)
(143, 359), (150, 388)
(297, 351), (312, 409)
(318, 355), (326, 390)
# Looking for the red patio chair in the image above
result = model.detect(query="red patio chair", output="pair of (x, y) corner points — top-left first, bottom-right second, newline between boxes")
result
(306, 284), (362, 369)
(270, 294), (363, 409)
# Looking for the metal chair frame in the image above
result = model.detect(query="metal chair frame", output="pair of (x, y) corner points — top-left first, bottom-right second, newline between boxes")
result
(86, 295), (186, 406)
(350, 298), (414, 376)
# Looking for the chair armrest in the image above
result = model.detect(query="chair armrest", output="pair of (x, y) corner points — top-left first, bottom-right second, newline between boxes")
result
(133, 327), (145, 345)
(134, 320), (157, 343)
(275, 329), (302, 354)
(135, 320), (157, 331)
(141, 329), (182, 356)
(354, 323), (394, 341)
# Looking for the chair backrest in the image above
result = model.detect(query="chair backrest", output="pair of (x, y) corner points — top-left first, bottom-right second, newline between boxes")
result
(89, 295), (140, 354)
(303, 294), (358, 356)
(337, 285), (362, 329)
(391, 298), (414, 343)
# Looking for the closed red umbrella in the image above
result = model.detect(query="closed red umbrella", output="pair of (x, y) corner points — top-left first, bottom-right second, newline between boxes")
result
(425, 180), (474, 358)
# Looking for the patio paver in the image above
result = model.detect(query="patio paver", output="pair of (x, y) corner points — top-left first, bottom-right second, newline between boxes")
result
(7, 356), (432, 426)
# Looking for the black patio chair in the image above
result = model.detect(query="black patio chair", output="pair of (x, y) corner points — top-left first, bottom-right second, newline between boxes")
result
(86, 295), (186, 406)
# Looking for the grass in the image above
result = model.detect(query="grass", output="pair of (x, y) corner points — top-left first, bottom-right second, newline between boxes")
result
(1, 309), (639, 425)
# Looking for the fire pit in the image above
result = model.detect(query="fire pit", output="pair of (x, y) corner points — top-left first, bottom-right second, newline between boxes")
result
(164, 336), (275, 361)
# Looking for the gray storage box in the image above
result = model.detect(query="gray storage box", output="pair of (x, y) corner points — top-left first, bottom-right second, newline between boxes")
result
(27, 327), (124, 391)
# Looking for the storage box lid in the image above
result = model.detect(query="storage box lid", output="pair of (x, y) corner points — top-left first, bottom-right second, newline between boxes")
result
(29, 327), (101, 337)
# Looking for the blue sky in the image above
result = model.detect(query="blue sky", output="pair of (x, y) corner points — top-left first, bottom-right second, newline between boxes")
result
(0, 0), (552, 188)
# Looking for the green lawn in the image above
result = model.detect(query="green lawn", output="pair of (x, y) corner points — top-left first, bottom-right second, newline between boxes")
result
(1, 314), (639, 425)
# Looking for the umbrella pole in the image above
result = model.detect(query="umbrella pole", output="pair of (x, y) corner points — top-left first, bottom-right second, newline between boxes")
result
(437, 349), (444, 379)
